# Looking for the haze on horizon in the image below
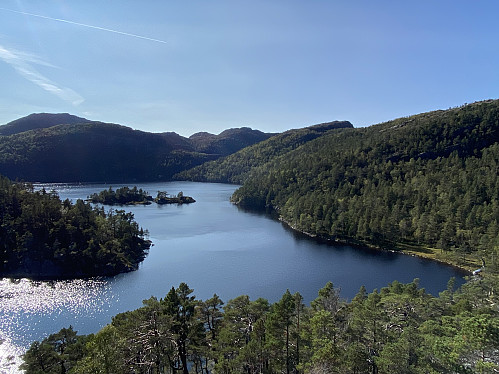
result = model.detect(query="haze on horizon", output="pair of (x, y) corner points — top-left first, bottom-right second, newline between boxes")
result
(1, 1), (498, 137)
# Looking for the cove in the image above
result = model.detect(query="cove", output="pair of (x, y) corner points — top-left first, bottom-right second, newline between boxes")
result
(0, 181), (467, 366)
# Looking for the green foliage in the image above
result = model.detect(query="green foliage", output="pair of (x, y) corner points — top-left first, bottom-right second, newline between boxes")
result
(0, 114), (272, 183)
(0, 121), (220, 183)
(155, 190), (196, 205)
(88, 186), (153, 205)
(88, 186), (196, 206)
(177, 121), (353, 184)
(23, 278), (499, 373)
(71, 325), (125, 374)
(21, 326), (87, 374)
(223, 100), (499, 270)
(0, 175), (151, 278)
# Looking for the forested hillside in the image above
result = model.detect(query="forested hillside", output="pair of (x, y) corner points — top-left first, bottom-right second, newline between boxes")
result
(182, 100), (499, 271)
(0, 175), (150, 278)
(0, 114), (271, 183)
(177, 121), (353, 183)
(22, 278), (499, 373)
(13, 103), (499, 373)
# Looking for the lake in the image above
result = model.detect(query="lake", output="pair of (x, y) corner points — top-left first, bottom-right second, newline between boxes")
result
(0, 181), (467, 372)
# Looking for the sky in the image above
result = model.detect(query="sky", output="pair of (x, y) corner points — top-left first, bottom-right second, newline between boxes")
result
(0, 1), (498, 137)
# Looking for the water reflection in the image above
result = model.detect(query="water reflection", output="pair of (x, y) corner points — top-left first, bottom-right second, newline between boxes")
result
(238, 204), (403, 266)
(0, 335), (23, 374)
(1, 182), (468, 373)
(0, 278), (116, 348)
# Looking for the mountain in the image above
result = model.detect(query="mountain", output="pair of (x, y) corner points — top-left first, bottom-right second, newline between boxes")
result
(226, 99), (499, 271)
(189, 127), (273, 156)
(0, 114), (273, 183)
(0, 113), (88, 136)
(176, 121), (353, 183)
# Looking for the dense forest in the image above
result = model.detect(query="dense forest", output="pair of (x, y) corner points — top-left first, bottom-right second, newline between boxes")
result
(21, 278), (499, 374)
(181, 100), (499, 272)
(176, 121), (353, 184)
(0, 176), (151, 278)
(0, 113), (272, 182)
(7, 102), (499, 372)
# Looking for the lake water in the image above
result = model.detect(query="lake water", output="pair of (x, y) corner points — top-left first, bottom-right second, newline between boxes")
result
(0, 181), (467, 372)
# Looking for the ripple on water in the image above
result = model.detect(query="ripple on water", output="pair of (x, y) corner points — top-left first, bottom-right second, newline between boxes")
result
(0, 277), (116, 350)
(0, 335), (24, 374)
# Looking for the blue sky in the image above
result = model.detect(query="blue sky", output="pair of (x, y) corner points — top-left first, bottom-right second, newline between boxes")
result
(1, 1), (498, 136)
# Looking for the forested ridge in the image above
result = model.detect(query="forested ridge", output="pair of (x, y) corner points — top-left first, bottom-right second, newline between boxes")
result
(176, 121), (353, 184)
(13, 101), (499, 372)
(215, 100), (499, 272)
(22, 278), (499, 373)
(0, 113), (272, 183)
(7, 100), (499, 374)
(0, 176), (151, 278)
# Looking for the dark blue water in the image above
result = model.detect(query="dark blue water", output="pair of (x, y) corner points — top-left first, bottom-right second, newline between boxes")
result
(0, 182), (467, 369)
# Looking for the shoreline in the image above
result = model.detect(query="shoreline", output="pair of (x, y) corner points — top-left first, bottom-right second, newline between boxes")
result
(276, 215), (474, 276)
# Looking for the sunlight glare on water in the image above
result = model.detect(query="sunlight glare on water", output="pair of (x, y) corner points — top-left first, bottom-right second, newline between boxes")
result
(0, 277), (117, 360)
(0, 335), (23, 374)
(1, 182), (468, 373)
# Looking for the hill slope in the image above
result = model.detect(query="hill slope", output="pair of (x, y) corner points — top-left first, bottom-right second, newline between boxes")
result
(189, 127), (273, 156)
(0, 121), (200, 182)
(0, 115), (273, 182)
(224, 100), (499, 271)
(177, 121), (353, 183)
(0, 113), (88, 136)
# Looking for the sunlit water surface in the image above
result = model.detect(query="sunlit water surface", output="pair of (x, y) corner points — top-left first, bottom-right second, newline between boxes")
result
(1, 182), (468, 373)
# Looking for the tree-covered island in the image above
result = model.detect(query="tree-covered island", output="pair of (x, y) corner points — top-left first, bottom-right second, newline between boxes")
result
(88, 186), (153, 205)
(155, 190), (196, 205)
(0, 176), (151, 278)
(5, 101), (499, 372)
(88, 186), (195, 205)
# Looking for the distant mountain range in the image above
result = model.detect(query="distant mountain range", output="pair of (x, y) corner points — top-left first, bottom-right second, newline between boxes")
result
(0, 113), (346, 183)
(0, 113), (274, 182)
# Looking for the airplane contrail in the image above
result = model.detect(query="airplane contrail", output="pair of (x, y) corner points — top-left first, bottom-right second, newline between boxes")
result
(0, 44), (84, 105)
(0, 7), (168, 44)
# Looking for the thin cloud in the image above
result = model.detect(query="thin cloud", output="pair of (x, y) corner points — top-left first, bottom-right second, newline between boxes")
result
(1, 8), (168, 44)
(0, 44), (84, 105)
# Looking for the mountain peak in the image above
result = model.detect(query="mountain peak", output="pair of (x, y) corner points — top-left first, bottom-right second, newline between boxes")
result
(0, 113), (89, 136)
(189, 127), (273, 156)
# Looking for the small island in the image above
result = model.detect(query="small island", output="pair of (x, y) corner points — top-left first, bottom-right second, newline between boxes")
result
(88, 186), (195, 206)
(155, 190), (196, 205)
(88, 186), (153, 205)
